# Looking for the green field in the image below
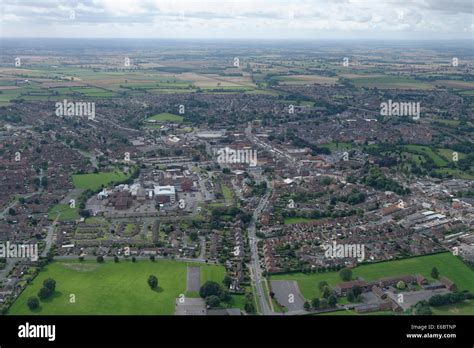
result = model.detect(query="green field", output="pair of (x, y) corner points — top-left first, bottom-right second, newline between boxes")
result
(72, 170), (130, 191)
(402, 145), (448, 166)
(284, 217), (317, 225)
(146, 113), (183, 123)
(47, 203), (80, 221)
(350, 76), (433, 90)
(270, 253), (474, 301)
(431, 299), (474, 315)
(9, 260), (225, 315)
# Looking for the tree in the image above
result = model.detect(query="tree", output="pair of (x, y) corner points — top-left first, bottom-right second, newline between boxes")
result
(149, 255), (155, 262)
(199, 281), (222, 298)
(96, 255), (104, 263)
(311, 298), (320, 309)
(223, 275), (232, 288)
(244, 301), (255, 313)
(27, 296), (39, 310)
(396, 281), (406, 290)
(43, 278), (56, 292)
(148, 275), (158, 289)
(38, 286), (52, 300)
(318, 281), (329, 292)
(328, 295), (337, 307)
(339, 268), (352, 281)
(132, 256), (137, 263)
(114, 256), (119, 263)
(431, 267), (439, 279)
(322, 286), (332, 299)
(206, 295), (220, 308)
(303, 301), (311, 311)
(347, 290), (355, 302)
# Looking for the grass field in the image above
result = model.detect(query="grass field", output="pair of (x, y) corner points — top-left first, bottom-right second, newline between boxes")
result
(146, 113), (184, 123)
(349, 76), (433, 90)
(72, 170), (131, 191)
(284, 217), (317, 225)
(270, 253), (474, 301)
(47, 203), (80, 221)
(9, 260), (225, 315)
(431, 299), (474, 315)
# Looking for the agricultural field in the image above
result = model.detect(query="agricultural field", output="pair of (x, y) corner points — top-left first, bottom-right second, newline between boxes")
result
(72, 170), (131, 191)
(9, 260), (225, 315)
(349, 75), (434, 90)
(274, 74), (338, 85)
(270, 253), (474, 302)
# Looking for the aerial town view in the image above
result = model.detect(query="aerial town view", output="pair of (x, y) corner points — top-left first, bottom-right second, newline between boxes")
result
(0, 0), (472, 346)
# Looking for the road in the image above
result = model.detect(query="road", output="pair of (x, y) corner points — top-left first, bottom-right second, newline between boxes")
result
(244, 122), (275, 315)
(247, 185), (273, 315)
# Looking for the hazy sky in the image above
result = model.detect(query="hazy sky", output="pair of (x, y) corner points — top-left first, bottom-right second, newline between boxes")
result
(1, 0), (473, 40)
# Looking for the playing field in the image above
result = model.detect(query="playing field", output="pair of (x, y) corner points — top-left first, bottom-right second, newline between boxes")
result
(146, 113), (183, 123)
(9, 260), (225, 315)
(270, 253), (474, 301)
(72, 170), (131, 190)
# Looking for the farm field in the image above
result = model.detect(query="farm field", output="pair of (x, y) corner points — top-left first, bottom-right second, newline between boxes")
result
(72, 170), (131, 191)
(270, 253), (474, 301)
(9, 260), (225, 315)
(349, 76), (434, 90)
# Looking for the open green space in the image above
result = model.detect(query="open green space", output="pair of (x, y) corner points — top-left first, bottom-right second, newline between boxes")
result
(270, 253), (474, 301)
(146, 113), (183, 123)
(430, 299), (474, 315)
(284, 217), (318, 225)
(72, 170), (131, 191)
(9, 260), (225, 315)
(47, 203), (80, 221)
(349, 76), (433, 90)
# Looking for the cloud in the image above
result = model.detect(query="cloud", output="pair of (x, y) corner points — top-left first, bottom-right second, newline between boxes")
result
(0, 0), (472, 39)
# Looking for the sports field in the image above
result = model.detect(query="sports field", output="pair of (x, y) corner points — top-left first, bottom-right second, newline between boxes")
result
(72, 170), (131, 190)
(270, 253), (474, 300)
(146, 113), (184, 123)
(9, 259), (225, 315)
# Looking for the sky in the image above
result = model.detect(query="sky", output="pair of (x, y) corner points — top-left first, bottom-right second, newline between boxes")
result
(0, 0), (472, 40)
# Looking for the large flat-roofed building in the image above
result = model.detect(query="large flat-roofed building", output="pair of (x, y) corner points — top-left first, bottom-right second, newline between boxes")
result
(153, 185), (176, 204)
